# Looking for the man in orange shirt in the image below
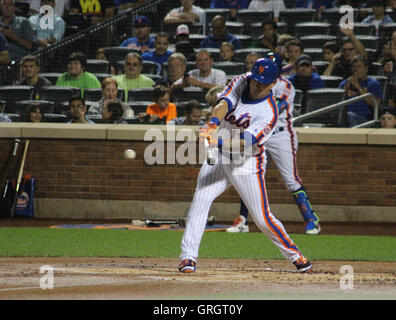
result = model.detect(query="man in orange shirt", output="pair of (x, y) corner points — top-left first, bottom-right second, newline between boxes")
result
(138, 85), (177, 123)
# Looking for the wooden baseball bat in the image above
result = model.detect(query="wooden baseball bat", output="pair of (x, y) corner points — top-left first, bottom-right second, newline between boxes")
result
(204, 138), (217, 166)
(0, 139), (21, 216)
(10, 139), (30, 218)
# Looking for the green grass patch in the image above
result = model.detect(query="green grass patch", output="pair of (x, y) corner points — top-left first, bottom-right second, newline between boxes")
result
(0, 227), (395, 262)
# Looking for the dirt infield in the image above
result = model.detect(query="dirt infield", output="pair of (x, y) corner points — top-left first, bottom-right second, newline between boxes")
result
(0, 219), (395, 300)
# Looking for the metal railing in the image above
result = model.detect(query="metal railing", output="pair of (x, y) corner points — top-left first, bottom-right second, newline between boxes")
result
(0, 0), (165, 84)
(292, 93), (379, 128)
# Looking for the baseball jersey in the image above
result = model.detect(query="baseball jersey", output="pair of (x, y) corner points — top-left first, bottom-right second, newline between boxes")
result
(218, 74), (278, 175)
(272, 75), (295, 127)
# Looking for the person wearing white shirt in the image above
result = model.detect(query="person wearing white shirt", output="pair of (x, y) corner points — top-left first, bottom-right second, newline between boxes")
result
(27, 0), (70, 17)
(164, 0), (206, 34)
(248, 0), (286, 22)
(173, 49), (227, 90)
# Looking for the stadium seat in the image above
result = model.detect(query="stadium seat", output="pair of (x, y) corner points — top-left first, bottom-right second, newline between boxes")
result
(279, 9), (316, 34)
(303, 88), (346, 127)
(379, 23), (396, 44)
(321, 75), (344, 88)
(127, 87), (155, 102)
(236, 10), (273, 34)
(84, 88), (103, 102)
(234, 48), (270, 63)
(189, 34), (206, 48)
(304, 48), (324, 62)
(104, 47), (141, 67)
(234, 34), (252, 48)
(204, 9), (229, 25)
(295, 22), (331, 37)
(368, 62), (382, 76)
(39, 73), (62, 85)
(294, 89), (303, 115)
(213, 61), (245, 75)
(355, 35), (380, 51)
(10, 100), (55, 116)
(312, 61), (330, 75)
(225, 21), (245, 35)
(352, 23), (376, 36)
(43, 113), (67, 123)
(126, 101), (151, 114)
(322, 7), (358, 35)
(93, 73), (113, 84)
(172, 87), (207, 104)
(300, 35), (337, 49)
(0, 86), (33, 108)
(85, 59), (110, 74)
(14, 2), (29, 17)
(38, 86), (80, 114)
(163, 21), (193, 41)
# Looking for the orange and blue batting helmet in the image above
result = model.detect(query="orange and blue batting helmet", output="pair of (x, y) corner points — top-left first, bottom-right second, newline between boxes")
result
(247, 58), (278, 85)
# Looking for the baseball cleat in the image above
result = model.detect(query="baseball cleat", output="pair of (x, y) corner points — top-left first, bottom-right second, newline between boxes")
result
(179, 259), (196, 273)
(304, 212), (320, 235)
(293, 258), (313, 273)
(226, 215), (249, 233)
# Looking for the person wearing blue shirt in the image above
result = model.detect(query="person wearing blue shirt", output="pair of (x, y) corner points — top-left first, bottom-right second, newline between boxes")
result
(210, 0), (250, 20)
(120, 16), (155, 53)
(338, 55), (382, 127)
(141, 32), (173, 75)
(295, 0), (334, 8)
(361, 0), (394, 36)
(199, 15), (242, 49)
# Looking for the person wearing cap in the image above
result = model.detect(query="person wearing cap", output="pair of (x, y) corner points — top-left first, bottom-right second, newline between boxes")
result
(288, 54), (325, 110)
(379, 107), (396, 128)
(200, 15), (242, 50)
(120, 15), (155, 53)
(56, 52), (101, 98)
(164, 0), (206, 30)
(141, 32), (174, 75)
(175, 24), (190, 43)
(362, 0), (393, 36)
(338, 55), (382, 127)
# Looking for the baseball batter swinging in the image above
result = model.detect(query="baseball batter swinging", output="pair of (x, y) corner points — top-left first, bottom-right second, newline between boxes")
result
(226, 53), (321, 235)
(179, 58), (312, 273)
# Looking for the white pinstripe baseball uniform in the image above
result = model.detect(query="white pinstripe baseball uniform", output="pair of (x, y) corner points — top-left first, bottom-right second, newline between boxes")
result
(179, 75), (309, 264)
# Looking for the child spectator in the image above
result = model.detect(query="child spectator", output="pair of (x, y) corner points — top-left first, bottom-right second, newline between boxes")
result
(138, 85), (177, 123)
(24, 103), (44, 123)
(219, 42), (235, 62)
(168, 100), (205, 125)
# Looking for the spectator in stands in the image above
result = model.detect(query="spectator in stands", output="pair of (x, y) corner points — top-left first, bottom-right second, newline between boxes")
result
(248, 0), (286, 22)
(0, 100), (11, 122)
(379, 107), (396, 128)
(28, 0), (66, 50)
(56, 52), (101, 98)
(173, 49), (227, 90)
(202, 85), (224, 121)
(361, 0), (393, 36)
(24, 103), (43, 122)
(88, 77), (133, 118)
(0, 0), (34, 60)
(168, 99), (205, 125)
(101, 101), (127, 124)
(27, 0), (71, 17)
(323, 29), (367, 79)
(245, 52), (263, 72)
(274, 34), (295, 61)
(69, 0), (115, 26)
(138, 85), (177, 124)
(163, 0), (206, 29)
(288, 54), (326, 109)
(175, 40), (195, 61)
(14, 55), (52, 99)
(141, 32), (174, 76)
(283, 39), (304, 76)
(199, 15), (242, 50)
(338, 55), (382, 127)
(114, 0), (146, 11)
(175, 24), (190, 44)
(295, 0), (334, 8)
(95, 48), (116, 75)
(67, 95), (95, 124)
(219, 42), (235, 62)
(251, 20), (278, 51)
(158, 52), (187, 90)
(112, 52), (155, 102)
(0, 31), (10, 65)
(210, 0), (250, 21)
(378, 31), (396, 85)
(322, 41), (339, 63)
(119, 15), (154, 53)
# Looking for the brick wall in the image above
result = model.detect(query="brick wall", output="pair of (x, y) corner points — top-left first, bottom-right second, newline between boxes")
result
(1, 138), (396, 208)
